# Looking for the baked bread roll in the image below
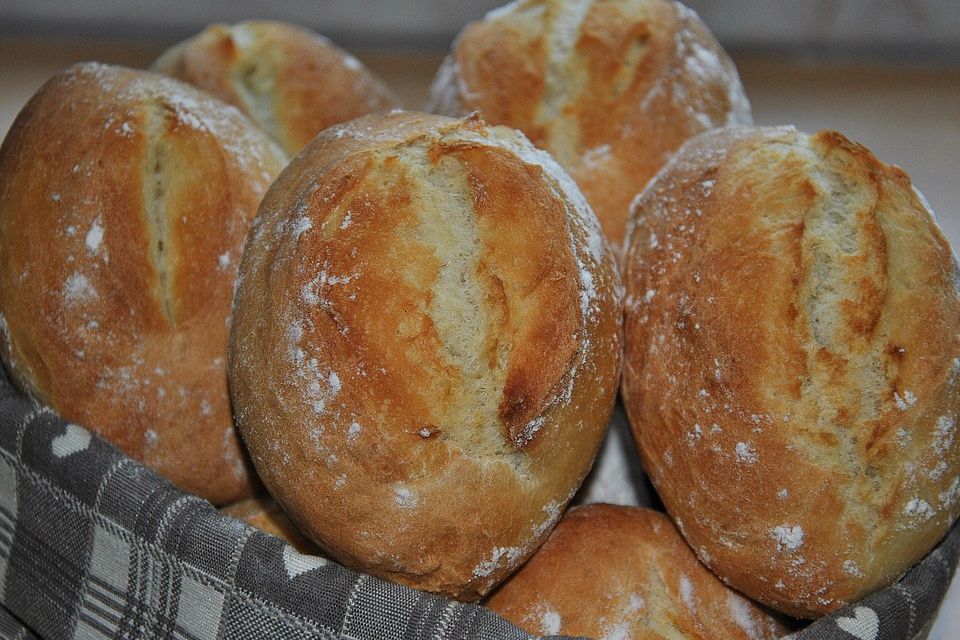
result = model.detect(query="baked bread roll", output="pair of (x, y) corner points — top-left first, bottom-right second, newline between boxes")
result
(427, 0), (751, 251)
(230, 111), (622, 600)
(487, 504), (786, 639)
(153, 20), (399, 155)
(0, 63), (287, 504)
(222, 497), (317, 553)
(622, 125), (960, 617)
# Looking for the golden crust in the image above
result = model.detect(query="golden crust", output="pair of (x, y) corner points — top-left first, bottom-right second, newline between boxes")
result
(229, 111), (622, 600)
(427, 0), (751, 251)
(0, 63), (287, 504)
(153, 20), (399, 155)
(622, 125), (960, 617)
(221, 497), (318, 554)
(487, 505), (787, 639)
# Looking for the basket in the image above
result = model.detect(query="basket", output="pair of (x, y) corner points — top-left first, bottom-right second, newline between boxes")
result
(0, 364), (955, 640)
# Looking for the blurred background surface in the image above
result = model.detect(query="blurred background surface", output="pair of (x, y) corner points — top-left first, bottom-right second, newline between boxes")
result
(0, 1), (958, 637)
(2, 0), (959, 53)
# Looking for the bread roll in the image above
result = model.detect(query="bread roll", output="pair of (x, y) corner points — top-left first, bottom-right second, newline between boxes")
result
(0, 63), (287, 504)
(622, 125), (960, 617)
(229, 111), (622, 600)
(153, 20), (399, 155)
(222, 497), (317, 553)
(427, 0), (751, 251)
(487, 504), (786, 639)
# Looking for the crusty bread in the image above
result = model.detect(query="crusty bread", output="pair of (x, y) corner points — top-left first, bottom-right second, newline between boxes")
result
(153, 20), (399, 155)
(229, 111), (622, 600)
(622, 125), (960, 617)
(0, 63), (287, 505)
(487, 504), (786, 639)
(427, 0), (750, 251)
(222, 497), (317, 553)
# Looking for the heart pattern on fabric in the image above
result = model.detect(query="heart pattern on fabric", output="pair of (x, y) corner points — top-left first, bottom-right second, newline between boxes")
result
(282, 545), (327, 579)
(52, 423), (92, 458)
(836, 606), (879, 640)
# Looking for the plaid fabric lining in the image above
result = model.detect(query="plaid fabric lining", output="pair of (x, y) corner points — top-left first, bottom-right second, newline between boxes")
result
(0, 365), (955, 640)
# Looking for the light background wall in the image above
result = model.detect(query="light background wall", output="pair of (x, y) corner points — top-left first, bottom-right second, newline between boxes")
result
(1, 0), (959, 51)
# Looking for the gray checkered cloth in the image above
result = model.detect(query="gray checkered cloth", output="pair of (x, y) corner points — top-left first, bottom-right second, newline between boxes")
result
(0, 364), (955, 640)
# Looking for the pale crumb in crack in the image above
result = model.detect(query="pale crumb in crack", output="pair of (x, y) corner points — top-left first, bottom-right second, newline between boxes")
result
(229, 24), (284, 147)
(142, 100), (178, 324)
